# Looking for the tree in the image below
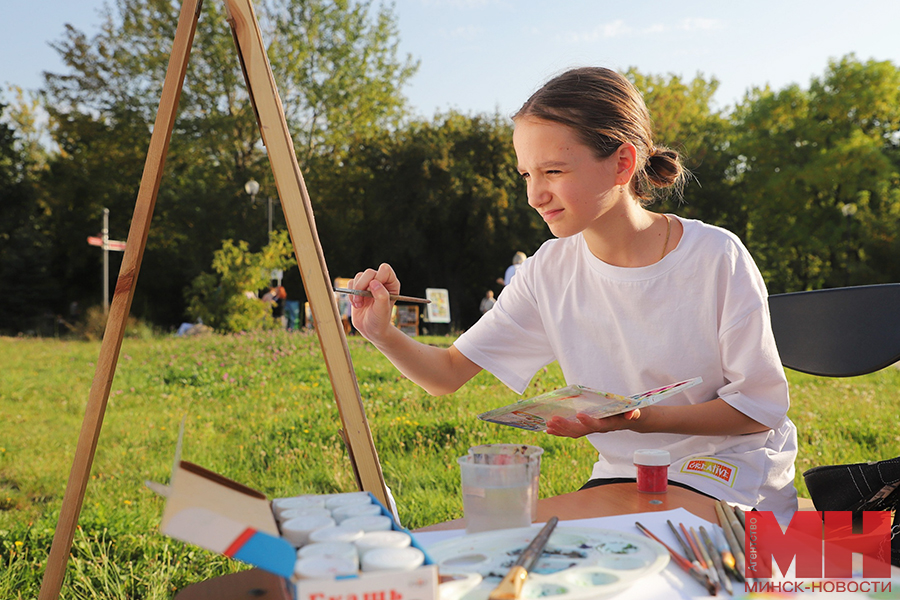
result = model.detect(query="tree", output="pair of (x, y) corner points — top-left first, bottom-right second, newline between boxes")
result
(0, 102), (55, 334)
(38, 0), (417, 326)
(186, 230), (296, 332)
(625, 69), (741, 232)
(729, 55), (900, 292)
(309, 111), (546, 328)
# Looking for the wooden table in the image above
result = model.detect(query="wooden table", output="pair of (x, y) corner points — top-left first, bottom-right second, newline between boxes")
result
(418, 482), (717, 531)
(175, 483), (718, 599)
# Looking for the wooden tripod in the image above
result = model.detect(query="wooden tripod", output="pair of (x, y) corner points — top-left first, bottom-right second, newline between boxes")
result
(38, 0), (389, 597)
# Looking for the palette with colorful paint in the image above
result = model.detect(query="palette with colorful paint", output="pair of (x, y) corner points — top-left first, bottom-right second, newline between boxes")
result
(429, 526), (669, 600)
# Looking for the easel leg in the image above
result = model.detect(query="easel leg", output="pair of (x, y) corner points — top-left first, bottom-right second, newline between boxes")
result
(38, 1), (203, 598)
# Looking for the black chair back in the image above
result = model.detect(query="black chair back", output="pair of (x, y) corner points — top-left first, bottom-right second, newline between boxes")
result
(768, 283), (900, 377)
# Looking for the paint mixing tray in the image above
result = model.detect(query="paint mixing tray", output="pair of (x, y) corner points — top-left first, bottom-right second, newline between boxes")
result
(429, 526), (669, 600)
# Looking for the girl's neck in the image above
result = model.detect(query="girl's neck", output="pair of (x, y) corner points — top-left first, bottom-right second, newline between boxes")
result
(582, 204), (673, 268)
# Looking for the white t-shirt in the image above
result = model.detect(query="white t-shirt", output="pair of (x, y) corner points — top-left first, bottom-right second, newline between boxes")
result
(455, 216), (798, 521)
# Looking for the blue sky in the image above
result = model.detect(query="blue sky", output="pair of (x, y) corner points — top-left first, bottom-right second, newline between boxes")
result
(3, 0), (900, 117)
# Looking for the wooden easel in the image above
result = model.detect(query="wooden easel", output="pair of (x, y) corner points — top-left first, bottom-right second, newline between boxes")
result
(38, 0), (389, 597)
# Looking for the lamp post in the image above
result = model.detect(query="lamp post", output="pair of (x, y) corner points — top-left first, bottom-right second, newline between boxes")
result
(244, 178), (274, 239)
(245, 178), (263, 239)
(244, 179), (272, 239)
(244, 178), (282, 285)
(841, 203), (857, 286)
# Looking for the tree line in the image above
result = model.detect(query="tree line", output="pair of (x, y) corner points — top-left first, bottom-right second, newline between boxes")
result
(1, 0), (899, 335)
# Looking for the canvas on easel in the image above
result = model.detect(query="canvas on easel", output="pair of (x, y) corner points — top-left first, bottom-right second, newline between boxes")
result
(38, 0), (388, 597)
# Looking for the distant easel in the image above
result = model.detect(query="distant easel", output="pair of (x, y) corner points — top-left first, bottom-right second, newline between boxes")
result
(38, 1), (388, 597)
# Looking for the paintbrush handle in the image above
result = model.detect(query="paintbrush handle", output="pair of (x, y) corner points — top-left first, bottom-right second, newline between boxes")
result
(635, 522), (718, 595)
(667, 520), (697, 563)
(718, 502), (745, 549)
(701, 526), (732, 594)
(717, 503), (747, 577)
(691, 526), (719, 587)
(333, 287), (431, 304)
(681, 523), (707, 569)
(488, 565), (528, 600)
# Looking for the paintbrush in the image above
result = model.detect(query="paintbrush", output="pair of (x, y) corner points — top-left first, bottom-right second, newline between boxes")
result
(488, 517), (559, 600)
(691, 526), (721, 591)
(701, 526), (732, 595)
(715, 501), (747, 580)
(667, 520), (703, 571)
(333, 287), (431, 304)
(714, 526), (744, 583)
(733, 503), (746, 528)
(635, 522), (719, 595)
(719, 501), (745, 552)
(681, 522), (708, 571)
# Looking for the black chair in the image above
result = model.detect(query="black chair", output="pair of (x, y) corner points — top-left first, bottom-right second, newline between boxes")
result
(768, 283), (900, 377)
(768, 283), (900, 565)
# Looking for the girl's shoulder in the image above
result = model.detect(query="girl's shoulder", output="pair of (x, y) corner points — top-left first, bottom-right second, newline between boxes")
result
(678, 217), (751, 257)
(522, 236), (582, 270)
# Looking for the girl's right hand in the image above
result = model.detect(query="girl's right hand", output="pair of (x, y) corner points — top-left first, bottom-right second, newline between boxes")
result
(349, 263), (401, 343)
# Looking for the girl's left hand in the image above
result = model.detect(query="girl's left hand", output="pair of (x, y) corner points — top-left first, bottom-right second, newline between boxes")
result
(545, 409), (641, 438)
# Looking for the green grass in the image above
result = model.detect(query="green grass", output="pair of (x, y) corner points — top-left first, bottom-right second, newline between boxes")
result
(2, 331), (899, 598)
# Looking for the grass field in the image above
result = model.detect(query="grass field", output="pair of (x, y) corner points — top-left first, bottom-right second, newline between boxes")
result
(2, 330), (899, 598)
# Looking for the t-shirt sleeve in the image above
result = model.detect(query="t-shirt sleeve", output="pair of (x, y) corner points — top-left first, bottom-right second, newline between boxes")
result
(718, 306), (790, 429)
(454, 262), (555, 394)
(715, 246), (790, 429)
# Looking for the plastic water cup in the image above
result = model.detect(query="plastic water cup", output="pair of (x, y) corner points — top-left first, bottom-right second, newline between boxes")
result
(467, 444), (543, 520)
(458, 447), (541, 534)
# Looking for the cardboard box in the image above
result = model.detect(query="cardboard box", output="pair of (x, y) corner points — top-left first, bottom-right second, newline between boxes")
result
(154, 461), (439, 600)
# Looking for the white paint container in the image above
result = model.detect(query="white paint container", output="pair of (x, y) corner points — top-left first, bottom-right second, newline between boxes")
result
(340, 514), (393, 533)
(354, 530), (411, 558)
(297, 541), (360, 568)
(331, 502), (383, 523)
(324, 492), (372, 510)
(271, 495), (327, 519)
(307, 524), (365, 544)
(361, 546), (425, 572)
(293, 556), (358, 579)
(280, 514), (336, 547)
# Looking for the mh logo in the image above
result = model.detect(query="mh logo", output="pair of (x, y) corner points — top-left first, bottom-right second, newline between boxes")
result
(745, 511), (892, 579)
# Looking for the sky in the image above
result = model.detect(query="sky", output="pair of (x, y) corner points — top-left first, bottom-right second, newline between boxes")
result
(2, 0), (900, 118)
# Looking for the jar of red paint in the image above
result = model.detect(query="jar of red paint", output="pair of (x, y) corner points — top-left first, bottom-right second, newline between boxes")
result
(634, 449), (670, 493)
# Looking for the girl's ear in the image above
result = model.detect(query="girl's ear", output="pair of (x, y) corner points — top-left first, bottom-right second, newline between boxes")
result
(614, 143), (638, 185)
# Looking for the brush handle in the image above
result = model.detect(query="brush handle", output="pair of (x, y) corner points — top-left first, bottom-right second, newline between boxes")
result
(488, 565), (528, 600)
(333, 287), (431, 304)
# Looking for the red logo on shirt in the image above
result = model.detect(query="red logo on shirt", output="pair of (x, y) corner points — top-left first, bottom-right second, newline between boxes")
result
(680, 457), (737, 487)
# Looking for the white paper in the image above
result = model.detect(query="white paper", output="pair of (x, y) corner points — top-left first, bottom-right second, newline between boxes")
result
(416, 508), (718, 600)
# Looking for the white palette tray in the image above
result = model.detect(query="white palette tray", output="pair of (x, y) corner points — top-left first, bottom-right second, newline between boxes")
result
(429, 526), (669, 600)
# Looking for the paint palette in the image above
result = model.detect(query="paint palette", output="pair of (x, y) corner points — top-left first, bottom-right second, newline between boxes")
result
(429, 526), (669, 600)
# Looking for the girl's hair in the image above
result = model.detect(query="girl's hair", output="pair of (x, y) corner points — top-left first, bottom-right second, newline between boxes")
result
(514, 67), (686, 204)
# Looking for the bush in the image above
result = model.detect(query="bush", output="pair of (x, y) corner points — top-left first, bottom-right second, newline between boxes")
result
(70, 305), (159, 341)
(186, 231), (296, 333)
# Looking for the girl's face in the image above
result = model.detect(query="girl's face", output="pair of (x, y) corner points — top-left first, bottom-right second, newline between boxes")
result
(513, 117), (626, 239)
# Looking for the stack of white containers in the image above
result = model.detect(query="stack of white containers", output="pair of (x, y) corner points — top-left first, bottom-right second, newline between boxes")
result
(271, 491), (425, 580)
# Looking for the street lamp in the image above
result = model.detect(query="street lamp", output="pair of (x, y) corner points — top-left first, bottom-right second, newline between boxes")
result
(244, 178), (260, 200)
(244, 178), (272, 239)
(841, 203), (858, 286)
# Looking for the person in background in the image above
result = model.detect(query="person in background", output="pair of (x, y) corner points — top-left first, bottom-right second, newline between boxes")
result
(272, 285), (287, 328)
(479, 290), (496, 315)
(334, 279), (353, 335)
(347, 66), (797, 523)
(261, 286), (277, 305)
(497, 251), (527, 286)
